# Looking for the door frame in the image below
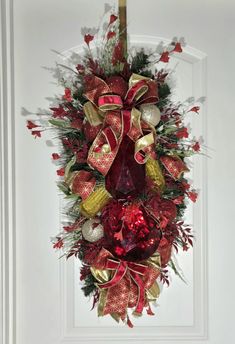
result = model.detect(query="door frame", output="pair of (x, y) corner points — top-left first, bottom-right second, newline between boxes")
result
(0, 1), (16, 344)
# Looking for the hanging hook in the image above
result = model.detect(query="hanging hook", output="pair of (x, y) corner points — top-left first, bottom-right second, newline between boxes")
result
(118, 0), (127, 55)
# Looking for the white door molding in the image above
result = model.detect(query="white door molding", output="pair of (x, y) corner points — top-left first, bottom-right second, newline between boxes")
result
(0, 1), (16, 344)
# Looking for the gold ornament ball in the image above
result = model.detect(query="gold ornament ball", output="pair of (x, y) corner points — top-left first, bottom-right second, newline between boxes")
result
(81, 219), (104, 242)
(140, 104), (161, 126)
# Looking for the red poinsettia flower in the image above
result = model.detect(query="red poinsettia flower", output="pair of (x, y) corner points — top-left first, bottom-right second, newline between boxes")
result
(176, 127), (189, 139)
(53, 239), (64, 249)
(84, 34), (94, 46)
(57, 167), (65, 176)
(52, 153), (60, 160)
(159, 51), (170, 63)
(27, 120), (38, 130)
(31, 130), (42, 138)
(63, 88), (72, 102)
(107, 30), (116, 40)
(187, 191), (198, 202)
(109, 14), (118, 26)
(192, 141), (200, 152)
(172, 42), (182, 53)
(50, 105), (66, 118)
(188, 106), (200, 114)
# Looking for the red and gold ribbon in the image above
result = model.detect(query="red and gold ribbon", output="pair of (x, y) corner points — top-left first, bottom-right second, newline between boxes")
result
(98, 259), (147, 314)
(70, 170), (96, 200)
(69, 171), (112, 218)
(160, 155), (189, 180)
(90, 248), (161, 321)
(83, 74), (158, 175)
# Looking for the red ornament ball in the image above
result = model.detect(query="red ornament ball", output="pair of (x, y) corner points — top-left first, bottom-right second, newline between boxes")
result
(106, 76), (128, 99)
(101, 200), (162, 261)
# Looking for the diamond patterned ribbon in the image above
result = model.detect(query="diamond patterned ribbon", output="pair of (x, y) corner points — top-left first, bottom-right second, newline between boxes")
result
(160, 154), (189, 180)
(70, 170), (96, 200)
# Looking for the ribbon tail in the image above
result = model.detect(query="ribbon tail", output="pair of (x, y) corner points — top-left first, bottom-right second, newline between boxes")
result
(146, 303), (155, 315)
(130, 271), (146, 314)
(127, 316), (134, 328)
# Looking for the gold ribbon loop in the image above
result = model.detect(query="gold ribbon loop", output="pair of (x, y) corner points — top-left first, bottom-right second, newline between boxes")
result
(83, 101), (103, 126)
(128, 73), (150, 86)
(135, 132), (154, 164)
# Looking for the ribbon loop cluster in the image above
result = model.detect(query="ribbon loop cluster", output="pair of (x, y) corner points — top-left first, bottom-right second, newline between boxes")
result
(98, 258), (147, 314)
(90, 248), (161, 320)
(83, 73), (159, 175)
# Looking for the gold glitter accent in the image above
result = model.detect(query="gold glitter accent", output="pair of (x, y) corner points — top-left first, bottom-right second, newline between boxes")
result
(80, 186), (112, 218)
(146, 158), (165, 191)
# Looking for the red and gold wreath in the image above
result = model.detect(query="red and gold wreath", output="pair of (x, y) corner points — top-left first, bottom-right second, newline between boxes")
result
(27, 5), (202, 327)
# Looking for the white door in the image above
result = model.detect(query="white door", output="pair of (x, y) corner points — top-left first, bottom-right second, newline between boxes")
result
(1, 0), (234, 343)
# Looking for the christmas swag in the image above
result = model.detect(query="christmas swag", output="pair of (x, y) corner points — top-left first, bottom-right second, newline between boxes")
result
(27, 8), (201, 327)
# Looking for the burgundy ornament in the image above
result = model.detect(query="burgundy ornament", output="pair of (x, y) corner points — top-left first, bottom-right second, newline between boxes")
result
(105, 135), (146, 199)
(101, 200), (162, 261)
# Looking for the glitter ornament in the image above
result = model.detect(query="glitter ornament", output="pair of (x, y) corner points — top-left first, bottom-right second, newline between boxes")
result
(140, 104), (161, 126)
(82, 219), (104, 242)
(101, 200), (162, 261)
